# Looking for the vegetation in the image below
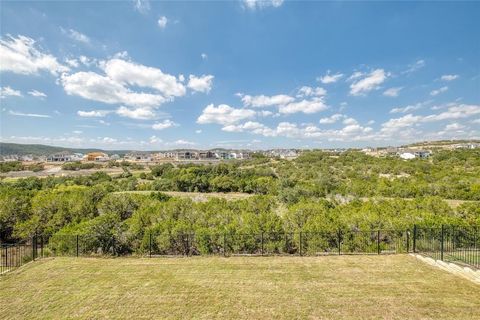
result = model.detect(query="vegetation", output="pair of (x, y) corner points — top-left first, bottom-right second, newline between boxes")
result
(0, 161), (44, 173)
(0, 150), (478, 251)
(61, 162), (97, 171)
(1, 256), (479, 319)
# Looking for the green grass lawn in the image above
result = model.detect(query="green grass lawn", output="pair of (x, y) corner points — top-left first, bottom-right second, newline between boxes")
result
(1, 255), (479, 319)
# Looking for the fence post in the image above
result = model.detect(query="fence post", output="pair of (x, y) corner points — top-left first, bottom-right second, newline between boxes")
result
(223, 233), (227, 257)
(440, 224), (444, 261)
(32, 235), (35, 261)
(149, 232), (152, 258)
(406, 231), (410, 253)
(5, 246), (8, 269)
(76, 235), (79, 257)
(413, 225), (417, 253)
(377, 230), (381, 255)
(261, 232), (264, 256)
(299, 232), (302, 256)
(338, 229), (341, 255)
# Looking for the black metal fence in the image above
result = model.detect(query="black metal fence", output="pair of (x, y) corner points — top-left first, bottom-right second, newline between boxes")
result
(2, 225), (478, 276)
(413, 225), (479, 269)
(0, 237), (43, 275)
(45, 229), (410, 257)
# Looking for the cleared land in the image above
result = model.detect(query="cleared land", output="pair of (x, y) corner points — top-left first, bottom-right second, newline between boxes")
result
(1, 256), (479, 319)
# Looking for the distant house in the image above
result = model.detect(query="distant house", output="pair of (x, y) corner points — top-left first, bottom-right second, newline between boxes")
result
(198, 151), (216, 160)
(176, 151), (197, 160)
(124, 153), (152, 162)
(86, 152), (109, 162)
(398, 149), (431, 160)
(47, 152), (75, 162)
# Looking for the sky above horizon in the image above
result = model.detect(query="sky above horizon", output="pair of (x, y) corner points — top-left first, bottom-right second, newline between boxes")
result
(0, 0), (479, 151)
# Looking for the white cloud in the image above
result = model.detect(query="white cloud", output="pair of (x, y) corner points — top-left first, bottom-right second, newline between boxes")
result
(403, 59), (425, 74)
(79, 55), (97, 67)
(0, 35), (69, 75)
(8, 110), (51, 118)
(195, 129), (202, 134)
(65, 58), (79, 68)
(430, 86), (448, 96)
(0, 86), (22, 98)
(422, 104), (480, 122)
(342, 117), (358, 125)
(241, 94), (294, 108)
(383, 87), (402, 97)
(317, 71), (343, 84)
(133, 0), (150, 14)
(444, 123), (465, 131)
(319, 113), (344, 124)
(73, 130), (83, 134)
(297, 86), (327, 98)
(278, 97), (328, 114)
(62, 71), (167, 108)
(350, 69), (388, 96)
(28, 90), (47, 98)
(158, 16), (168, 29)
(201, 53), (208, 60)
(116, 106), (157, 120)
(222, 121), (276, 137)
(103, 58), (186, 98)
(77, 110), (110, 117)
(440, 74), (459, 81)
(390, 101), (431, 114)
(152, 119), (178, 130)
(347, 71), (364, 81)
(187, 74), (214, 93)
(149, 135), (163, 144)
(169, 139), (195, 146)
(197, 104), (256, 125)
(380, 114), (422, 134)
(64, 29), (90, 44)
(243, 0), (283, 10)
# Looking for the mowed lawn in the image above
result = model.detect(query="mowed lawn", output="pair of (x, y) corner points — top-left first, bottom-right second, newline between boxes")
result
(1, 256), (479, 319)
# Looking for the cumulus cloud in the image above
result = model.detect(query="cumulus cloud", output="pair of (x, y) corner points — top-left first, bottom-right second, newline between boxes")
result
(383, 87), (402, 97)
(278, 97), (328, 114)
(241, 94), (294, 108)
(152, 119), (178, 130)
(28, 90), (47, 98)
(317, 71), (343, 84)
(187, 74), (214, 93)
(197, 104), (256, 125)
(297, 86), (327, 98)
(349, 69), (388, 96)
(158, 16), (168, 29)
(201, 53), (208, 60)
(103, 59), (186, 98)
(440, 74), (459, 81)
(61, 71), (167, 108)
(0, 86), (22, 99)
(430, 86), (448, 96)
(319, 113), (344, 124)
(77, 110), (111, 117)
(0, 35), (69, 75)
(243, 0), (283, 10)
(116, 106), (157, 120)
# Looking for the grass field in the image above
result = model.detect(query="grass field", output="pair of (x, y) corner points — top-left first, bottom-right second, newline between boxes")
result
(1, 256), (479, 319)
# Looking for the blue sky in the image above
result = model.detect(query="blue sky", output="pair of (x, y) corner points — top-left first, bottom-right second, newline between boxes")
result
(0, 0), (479, 150)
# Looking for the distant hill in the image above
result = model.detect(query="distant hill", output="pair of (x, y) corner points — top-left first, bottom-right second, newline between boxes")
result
(0, 143), (128, 156)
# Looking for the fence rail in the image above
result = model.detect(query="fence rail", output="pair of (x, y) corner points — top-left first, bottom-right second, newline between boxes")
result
(414, 225), (479, 269)
(0, 237), (43, 275)
(1, 224), (478, 276)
